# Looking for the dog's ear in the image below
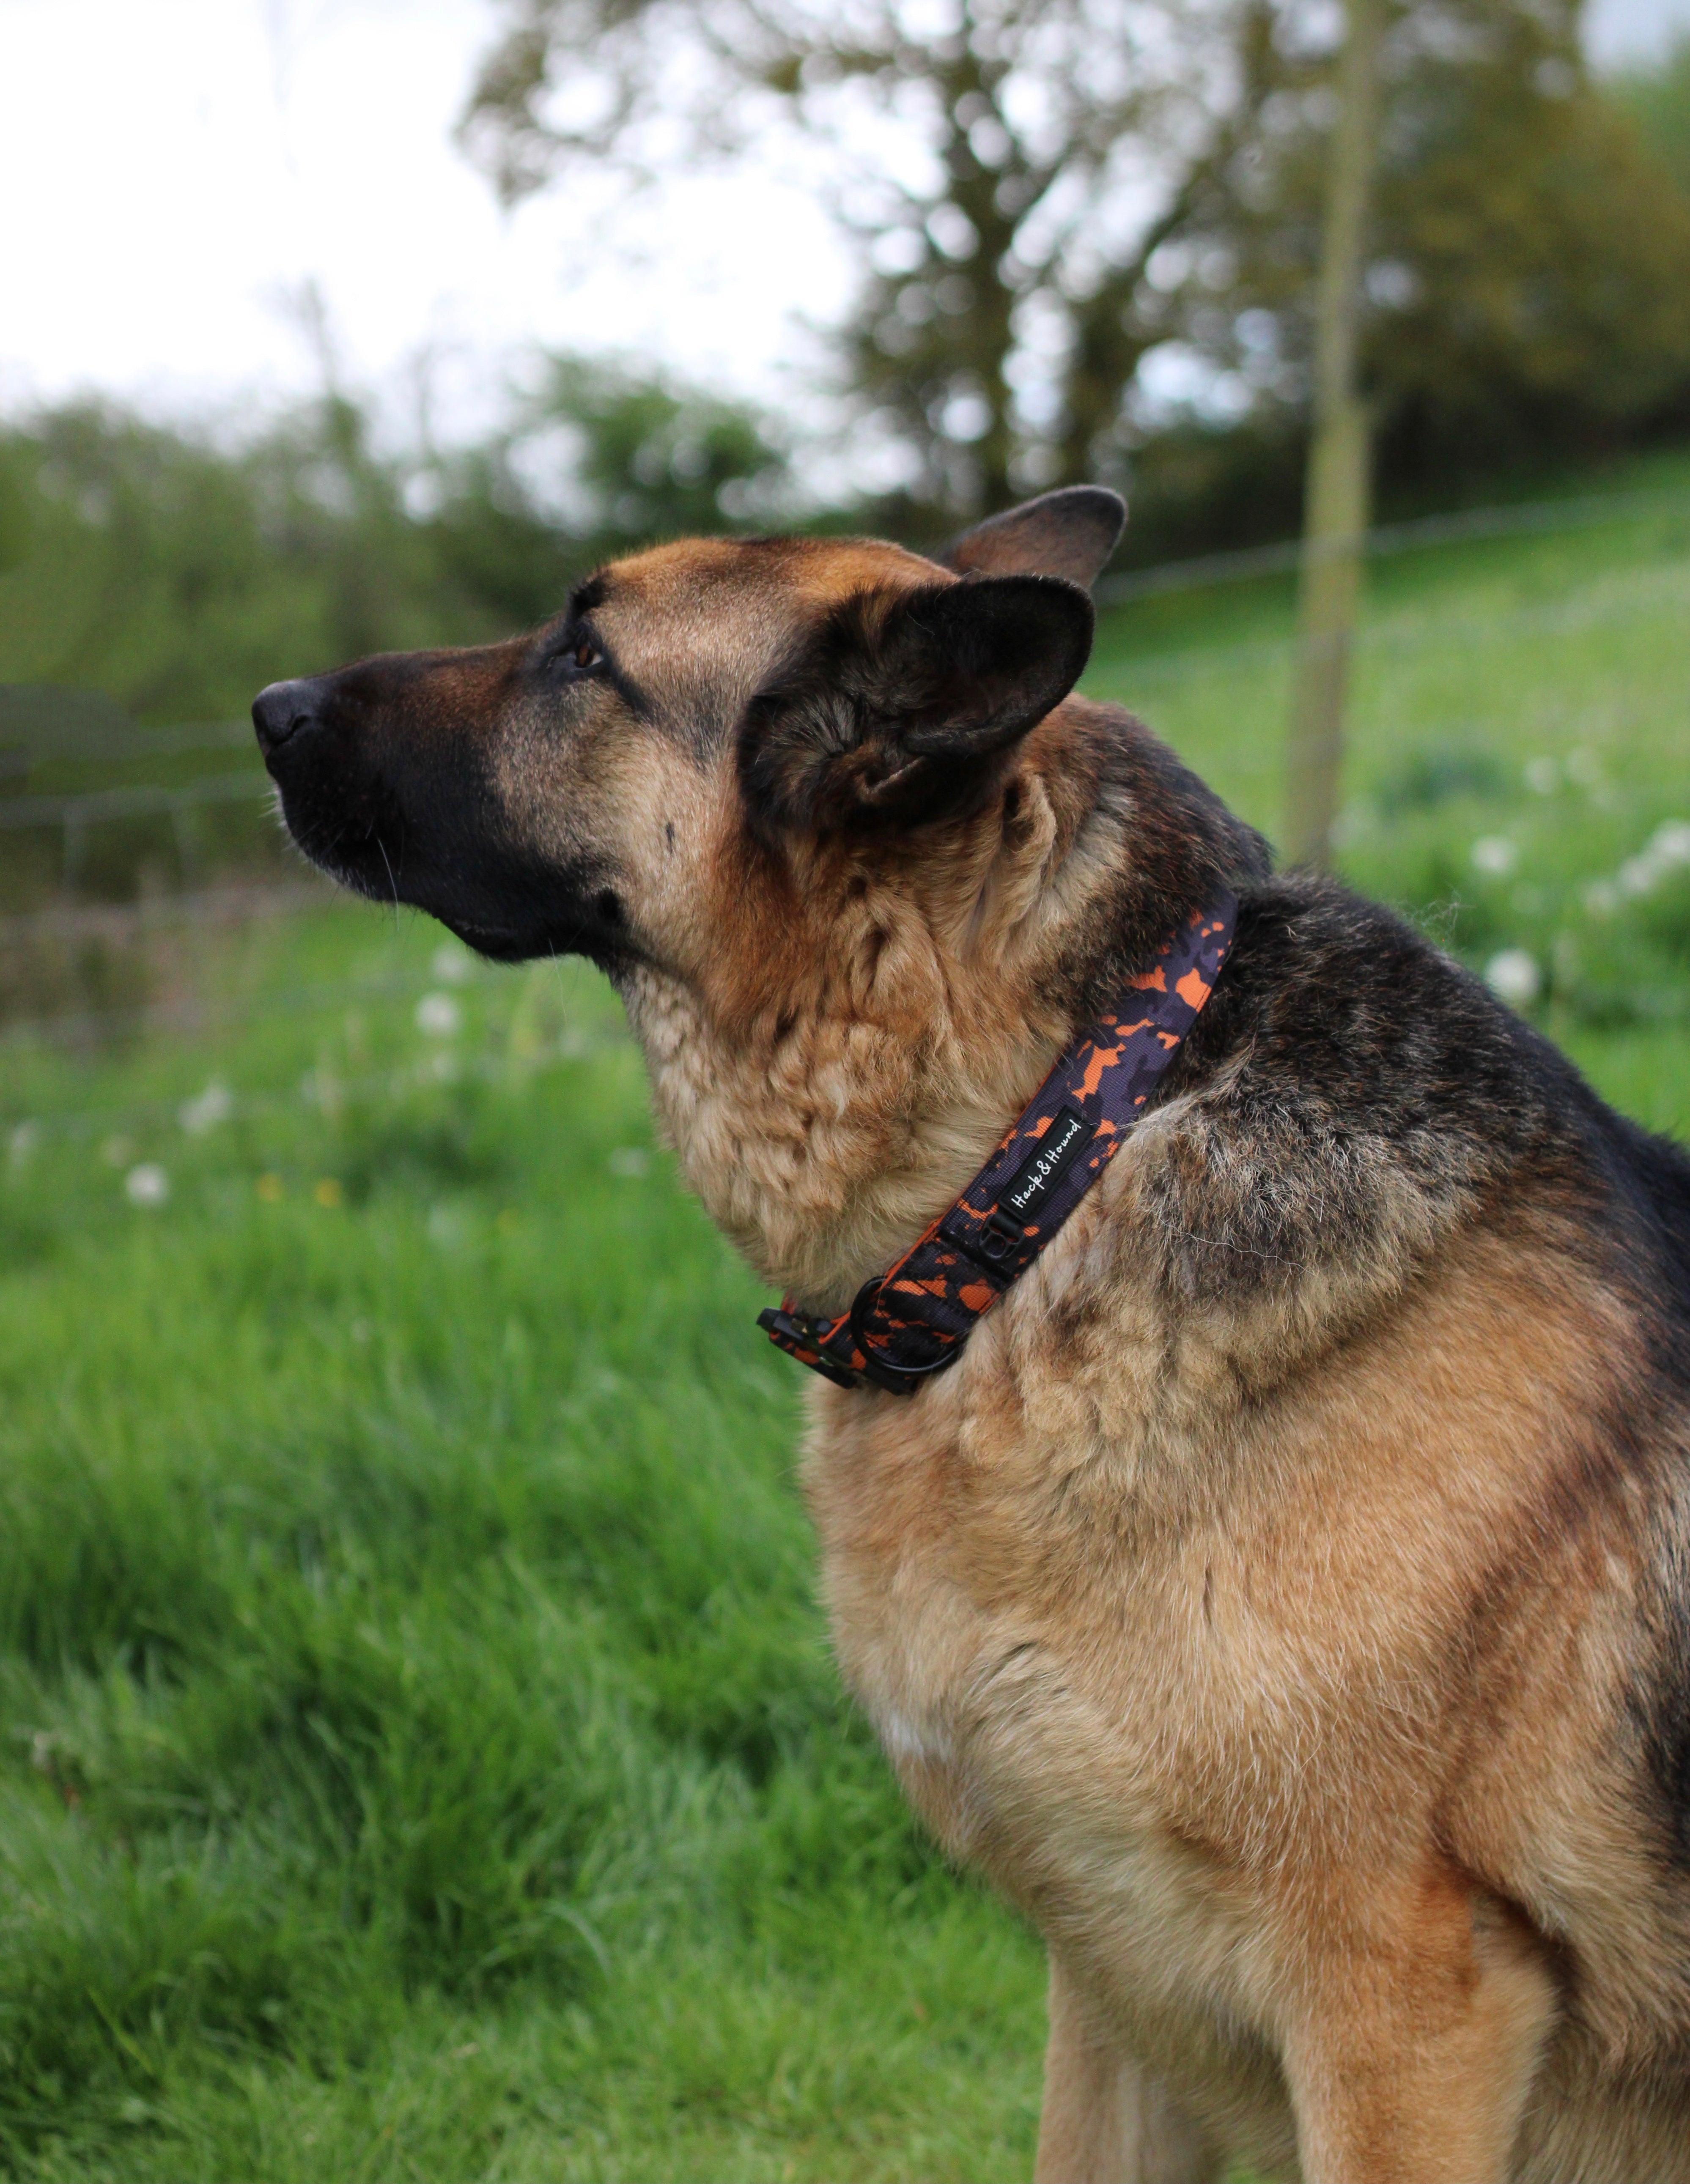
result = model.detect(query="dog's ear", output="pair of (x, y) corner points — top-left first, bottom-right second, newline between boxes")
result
(740, 573), (1093, 834)
(941, 486), (1125, 590)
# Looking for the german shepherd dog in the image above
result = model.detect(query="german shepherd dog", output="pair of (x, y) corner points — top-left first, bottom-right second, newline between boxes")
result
(254, 489), (1690, 2181)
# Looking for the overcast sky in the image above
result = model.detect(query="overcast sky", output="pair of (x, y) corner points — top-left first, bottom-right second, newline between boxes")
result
(3, 0), (1687, 441)
(1592, 0), (1690, 54)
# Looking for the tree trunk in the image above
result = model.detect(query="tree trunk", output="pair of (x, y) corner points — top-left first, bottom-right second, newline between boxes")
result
(1283, 0), (1385, 869)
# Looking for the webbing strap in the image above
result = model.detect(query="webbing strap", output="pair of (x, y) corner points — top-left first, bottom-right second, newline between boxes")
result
(758, 891), (1237, 1393)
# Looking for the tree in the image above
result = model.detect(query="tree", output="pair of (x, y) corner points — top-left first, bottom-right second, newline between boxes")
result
(430, 355), (792, 625)
(465, 0), (1690, 532)
(461, 0), (1261, 521)
(1182, 0), (1690, 491)
(1613, 33), (1690, 203)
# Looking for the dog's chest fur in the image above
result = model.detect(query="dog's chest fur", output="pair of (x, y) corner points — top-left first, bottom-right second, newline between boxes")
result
(798, 1240), (1328, 2154)
(798, 1111), (1668, 2147)
(634, 863), (1690, 2156)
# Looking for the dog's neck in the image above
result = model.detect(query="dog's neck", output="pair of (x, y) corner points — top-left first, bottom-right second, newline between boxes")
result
(628, 974), (1066, 1315)
(620, 800), (1083, 1314)
(619, 704), (1262, 1315)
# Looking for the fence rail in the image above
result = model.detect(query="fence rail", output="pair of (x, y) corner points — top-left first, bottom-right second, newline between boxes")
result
(0, 882), (335, 950)
(0, 770), (271, 831)
(1094, 480), (1689, 605)
(0, 478), (1682, 853)
(0, 720), (253, 765)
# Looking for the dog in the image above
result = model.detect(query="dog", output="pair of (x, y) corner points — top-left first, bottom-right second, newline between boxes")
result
(254, 487), (1690, 2181)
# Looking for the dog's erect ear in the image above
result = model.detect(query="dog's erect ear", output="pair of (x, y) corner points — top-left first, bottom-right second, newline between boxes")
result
(741, 573), (1094, 834)
(941, 486), (1126, 590)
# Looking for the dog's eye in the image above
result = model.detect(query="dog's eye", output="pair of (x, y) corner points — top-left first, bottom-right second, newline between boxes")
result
(553, 632), (601, 677)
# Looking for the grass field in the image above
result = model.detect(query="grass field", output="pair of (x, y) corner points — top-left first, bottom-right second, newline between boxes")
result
(1, 456), (1688, 2180)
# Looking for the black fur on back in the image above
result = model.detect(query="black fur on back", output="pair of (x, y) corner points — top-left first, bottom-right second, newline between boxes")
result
(1064, 702), (1690, 1866)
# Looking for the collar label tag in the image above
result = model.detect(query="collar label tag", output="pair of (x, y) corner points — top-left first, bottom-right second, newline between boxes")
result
(989, 1104), (1094, 1236)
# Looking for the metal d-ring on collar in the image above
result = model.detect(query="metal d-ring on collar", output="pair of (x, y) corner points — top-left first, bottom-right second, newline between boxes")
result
(757, 889), (1238, 1396)
(845, 1277), (960, 1392)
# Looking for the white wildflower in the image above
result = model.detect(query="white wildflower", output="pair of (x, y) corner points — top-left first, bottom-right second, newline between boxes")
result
(1470, 836), (1517, 877)
(415, 992), (461, 1038)
(125, 1163), (170, 1207)
(1523, 756), (1559, 796)
(1485, 950), (1542, 1008)
(427, 1203), (466, 1249)
(179, 1081), (234, 1135)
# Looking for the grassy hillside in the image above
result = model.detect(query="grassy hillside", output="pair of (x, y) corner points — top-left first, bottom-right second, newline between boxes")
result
(0, 460), (1687, 2179)
(1092, 442), (1690, 1132)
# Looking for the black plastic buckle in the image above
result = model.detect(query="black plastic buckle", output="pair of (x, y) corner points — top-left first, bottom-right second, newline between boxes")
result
(757, 1307), (863, 1390)
(845, 1278), (959, 1396)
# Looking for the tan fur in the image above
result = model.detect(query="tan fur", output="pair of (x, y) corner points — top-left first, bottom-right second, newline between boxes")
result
(269, 518), (1690, 2179)
(799, 1182), (1689, 2171)
(576, 537), (1690, 2178)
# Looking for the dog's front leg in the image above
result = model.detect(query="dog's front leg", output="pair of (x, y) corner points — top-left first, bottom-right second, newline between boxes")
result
(1034, 1957), (1220, 2184)
(1282, 1891), (1560, 2184)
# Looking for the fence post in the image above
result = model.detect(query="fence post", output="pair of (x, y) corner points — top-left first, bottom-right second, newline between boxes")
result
(62, 811), (86, 896)
(170, 797), (202, 887)
(1284, 0), (1385, 869)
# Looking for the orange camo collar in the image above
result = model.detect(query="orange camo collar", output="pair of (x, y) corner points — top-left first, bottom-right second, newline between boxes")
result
(758, 890), (1238, 1395)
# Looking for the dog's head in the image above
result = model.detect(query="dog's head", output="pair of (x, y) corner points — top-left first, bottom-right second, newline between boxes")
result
(252, 487), (1123, 968)
(255, 487), (1256, 1302)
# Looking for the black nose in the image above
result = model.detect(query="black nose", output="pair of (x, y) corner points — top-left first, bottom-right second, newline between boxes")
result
(252, 679), (319, 758)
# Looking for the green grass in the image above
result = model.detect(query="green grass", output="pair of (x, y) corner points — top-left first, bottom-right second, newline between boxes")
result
(0, 938), (1046, 2181)
(1, 459), (1688, 2179)
(1089, 440), (1690, 1066)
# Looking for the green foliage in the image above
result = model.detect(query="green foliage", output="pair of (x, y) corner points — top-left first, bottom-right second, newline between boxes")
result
(1358, 8), (1690, 468)
(526, 355), (790, 545)
(1102, 414), (1309, 568)
(0, 445), (30, 578)
(0, 400), (479, 729)
(1113, 2), (1690, 549)
(0, 363), (787, 730)
(1613, 31), (1690, 195)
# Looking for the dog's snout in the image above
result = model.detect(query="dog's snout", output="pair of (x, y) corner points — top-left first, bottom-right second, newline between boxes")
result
(252, 679), (320, 759)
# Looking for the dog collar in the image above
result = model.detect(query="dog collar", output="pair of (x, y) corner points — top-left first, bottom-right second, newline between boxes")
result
(758, 890), (1237, 1395)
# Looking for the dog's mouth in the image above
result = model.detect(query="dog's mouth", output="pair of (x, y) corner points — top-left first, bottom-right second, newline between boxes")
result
(438, 913), (631, 967)
(440, 918), (538, 963)
(262, 773), (405, 906)
(253, 674), (634, 971)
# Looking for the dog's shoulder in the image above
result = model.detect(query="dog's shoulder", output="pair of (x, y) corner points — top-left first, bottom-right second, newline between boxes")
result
(1117, 871), (1689, 1347)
